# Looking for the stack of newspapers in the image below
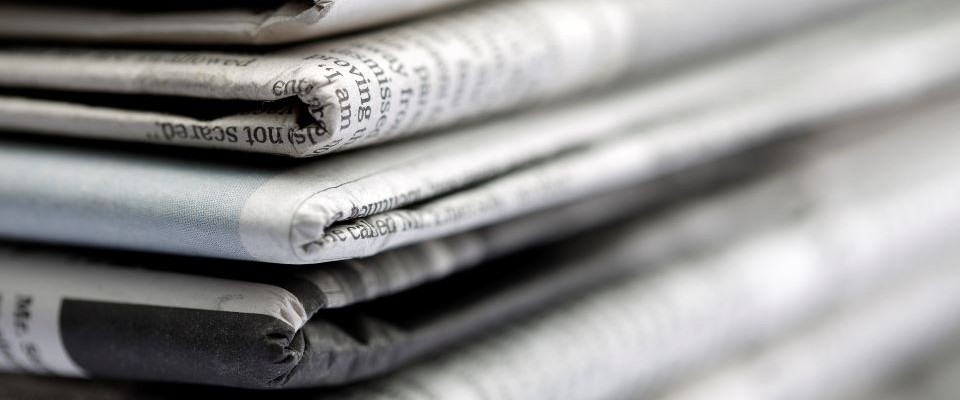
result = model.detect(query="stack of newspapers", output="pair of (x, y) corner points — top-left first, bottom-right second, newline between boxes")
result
(2, 0), (960, 398)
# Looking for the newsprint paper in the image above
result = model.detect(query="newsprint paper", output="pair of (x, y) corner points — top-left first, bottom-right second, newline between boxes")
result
(0, 0), (911, 156)
(1, 224), (959, 400)
(2, 1), (960, 264)
(653, 262), (960, 400)
(0, 0), (478, 45)
(859, 336), (960, 400)
(329, 257), (960, 400)
(1, 240), (959, 400)
(2, 97), (960, 389)
(0, 0), (477, 45)
(319, 101), (960, 400)
(0, 0), (877, 46)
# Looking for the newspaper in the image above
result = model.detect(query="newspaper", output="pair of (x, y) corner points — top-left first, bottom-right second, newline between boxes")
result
(0, 146), (774, 387)
(0, 153), (759, 387)
(0, 157), (771, 388)
(1, 251), (958, 400)
(0, 0), (901, 156)
(857, 339), (960, 400)
(0, 219), (655, 388)
(3, 3), (960, 264)
(3, 98), (960, 389)
(284, 152), (762, 308)
(319, 152), (960, 399)
(315, 95), (960, 399)
(652, 261), (960, 400)
(0, 0), (476, 45)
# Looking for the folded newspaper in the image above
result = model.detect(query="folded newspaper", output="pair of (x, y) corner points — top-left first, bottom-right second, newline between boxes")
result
(0, 0), (477, 45)
(2, 237), (959, 400)
(0, 149), (771, 389)
(860, 337), (960, 400)
(0, 0), (878, 46)
(317, 100), (960, 400)
(653, 260), (960, 400)
(0, 0), (918, 156)
(3, 0), (960, 264)
(3, 96), (960, 389)
(0, 226), (646, 389)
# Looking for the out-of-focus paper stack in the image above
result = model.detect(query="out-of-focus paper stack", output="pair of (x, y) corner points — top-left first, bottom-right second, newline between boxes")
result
(1, 0), (959, 398)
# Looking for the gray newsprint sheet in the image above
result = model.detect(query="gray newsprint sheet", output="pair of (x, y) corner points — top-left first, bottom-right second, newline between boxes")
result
(3, 1), (960, 264)
(858, 337), (960, 400)
(0, 0), (477, 45)
(1, 244), (958, 400)
(3, 97), (960, 389)
(1, 256), (958, 400)
(649, 259), (960, 400)
(318, 100), (960, 400)
(0, 0), (920, 156)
